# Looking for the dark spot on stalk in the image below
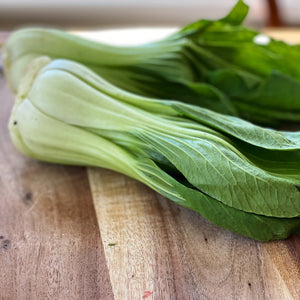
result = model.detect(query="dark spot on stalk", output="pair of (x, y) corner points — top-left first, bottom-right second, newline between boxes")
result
(13, 121), (17, 125)
(204, 237), (208, 242)
(1, 239), (11, 250)
(248, 282), (251, 287)
(23, 192), (33, 204)
(295, 185), (300, 192)
(0, 236), (4, 239)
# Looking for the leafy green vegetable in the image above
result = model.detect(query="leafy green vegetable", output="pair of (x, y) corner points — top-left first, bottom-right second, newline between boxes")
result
(9, 57), (300, 241)
(3, 0), (300, 126)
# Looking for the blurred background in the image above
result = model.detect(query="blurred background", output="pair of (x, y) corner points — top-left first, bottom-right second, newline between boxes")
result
(0, 0), (299, 30)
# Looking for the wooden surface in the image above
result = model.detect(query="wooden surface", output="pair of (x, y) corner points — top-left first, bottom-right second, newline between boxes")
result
(1, 30), (300, 300)
(0, 71), (113, 299)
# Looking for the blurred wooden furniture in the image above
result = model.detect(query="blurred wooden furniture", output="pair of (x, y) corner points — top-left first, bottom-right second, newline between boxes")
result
(267, 0), (282, 27)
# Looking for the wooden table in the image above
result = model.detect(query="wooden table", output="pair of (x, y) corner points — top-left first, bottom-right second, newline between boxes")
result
(0, 30), (300, 300)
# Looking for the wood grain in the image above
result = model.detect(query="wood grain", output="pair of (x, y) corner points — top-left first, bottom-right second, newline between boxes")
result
(89, 168), (300, 300)
(1, 29), (300, 300)
(87, 29), (300, 299)
(0, 73), (113, 299)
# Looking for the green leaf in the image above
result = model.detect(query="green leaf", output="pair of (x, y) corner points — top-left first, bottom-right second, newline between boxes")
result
(207, 69), (300, 123)
(135, 129), (300, 218)
(172, 102), (300, 150)
(220, 0), (249, 25)
(176, 0), (249, 38)
(138, 159), (300, 242)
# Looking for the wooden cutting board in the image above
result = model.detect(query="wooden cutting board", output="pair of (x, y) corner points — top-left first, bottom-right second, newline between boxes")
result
(0, 30), (300, 300)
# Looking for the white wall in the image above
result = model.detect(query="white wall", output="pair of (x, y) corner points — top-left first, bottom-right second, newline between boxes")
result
(0, 0), (295, 29)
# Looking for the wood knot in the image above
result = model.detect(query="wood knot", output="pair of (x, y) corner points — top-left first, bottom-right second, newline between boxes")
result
(1, 239), (11, 250)
(23, 192), (33, 205)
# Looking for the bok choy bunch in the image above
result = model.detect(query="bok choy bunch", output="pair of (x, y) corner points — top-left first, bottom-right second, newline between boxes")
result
(3, 0), (300, 126)
(10, 57), (300, 241)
